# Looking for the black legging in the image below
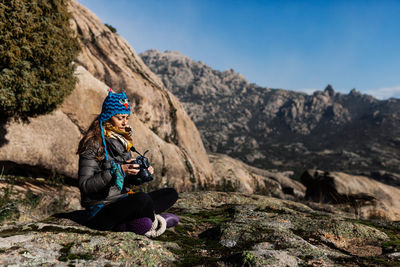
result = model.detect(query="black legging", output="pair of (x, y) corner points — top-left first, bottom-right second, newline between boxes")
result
(87, 188), (178, 231)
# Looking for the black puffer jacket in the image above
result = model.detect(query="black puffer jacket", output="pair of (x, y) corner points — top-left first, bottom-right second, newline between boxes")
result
(78, 137), (132, 208)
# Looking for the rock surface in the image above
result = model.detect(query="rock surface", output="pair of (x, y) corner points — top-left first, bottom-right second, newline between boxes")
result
(140, 49), (400, 180)
(301, 170), (400, 221)
(1, 177), (400, 266)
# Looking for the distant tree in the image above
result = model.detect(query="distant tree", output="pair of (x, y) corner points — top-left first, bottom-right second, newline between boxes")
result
(0, 0), (80, 121)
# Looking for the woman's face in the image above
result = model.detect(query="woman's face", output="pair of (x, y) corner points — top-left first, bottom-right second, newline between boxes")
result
(110, 114), (130, 131)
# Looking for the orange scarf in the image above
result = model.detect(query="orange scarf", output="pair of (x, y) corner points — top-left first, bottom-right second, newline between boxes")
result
(104, 124), (134, 152)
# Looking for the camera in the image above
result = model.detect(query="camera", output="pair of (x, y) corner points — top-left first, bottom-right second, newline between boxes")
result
(126, 148), (153, 185)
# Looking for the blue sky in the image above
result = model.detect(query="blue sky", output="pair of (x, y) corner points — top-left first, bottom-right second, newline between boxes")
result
(78, 0), (400, 99)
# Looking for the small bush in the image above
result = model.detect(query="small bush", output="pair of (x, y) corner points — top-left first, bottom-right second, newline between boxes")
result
(0, 0), (80, 121)
(105, 23), (117, 33)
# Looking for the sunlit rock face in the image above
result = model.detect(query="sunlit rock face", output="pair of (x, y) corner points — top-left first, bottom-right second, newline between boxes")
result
(141, 49), (400, 179)
(68, 0), (216, 190)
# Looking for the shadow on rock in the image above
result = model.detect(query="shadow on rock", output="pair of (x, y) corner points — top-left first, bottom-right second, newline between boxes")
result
(53, 210), (89, 227)
(198, 225), (221, 240)
(0, 161), (78, 186)
(0, 117), (8, 148)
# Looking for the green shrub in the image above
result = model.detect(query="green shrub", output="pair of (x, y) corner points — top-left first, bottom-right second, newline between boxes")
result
(105, 23), (117, 33)
(0, 0), (80, 121)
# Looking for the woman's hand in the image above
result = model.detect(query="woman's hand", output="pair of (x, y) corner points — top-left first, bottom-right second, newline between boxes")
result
(121, 159), (140, 176)
(148, 165), (154, 175)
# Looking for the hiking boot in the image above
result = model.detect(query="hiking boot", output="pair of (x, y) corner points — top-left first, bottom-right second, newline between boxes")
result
(161, 213), (179, 228)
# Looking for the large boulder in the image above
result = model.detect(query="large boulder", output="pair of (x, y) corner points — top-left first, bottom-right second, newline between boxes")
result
(0, 0), (215, 191)
(301, 170), (400, 220)
(0, 109), (82, 178)
(69, 0), (215, 190)
(209, 153), (305, 199)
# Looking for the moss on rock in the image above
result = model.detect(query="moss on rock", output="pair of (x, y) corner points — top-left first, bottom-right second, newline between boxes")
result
(1, 190), (400, 266)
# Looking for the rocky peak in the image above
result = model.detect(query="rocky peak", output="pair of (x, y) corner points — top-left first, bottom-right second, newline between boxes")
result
(349, 88), (361, 96)
(324, 84), (336, 97)
(140, 49), (250, 98)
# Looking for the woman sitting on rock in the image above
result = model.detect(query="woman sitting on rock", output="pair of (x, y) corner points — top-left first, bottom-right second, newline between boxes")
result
(77, 89), (179, 237)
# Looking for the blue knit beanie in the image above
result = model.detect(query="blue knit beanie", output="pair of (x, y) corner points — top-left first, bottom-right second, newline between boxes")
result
(99, 90), (131, 160)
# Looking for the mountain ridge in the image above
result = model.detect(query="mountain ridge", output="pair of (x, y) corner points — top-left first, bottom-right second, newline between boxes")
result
(140, 49), (400, 179)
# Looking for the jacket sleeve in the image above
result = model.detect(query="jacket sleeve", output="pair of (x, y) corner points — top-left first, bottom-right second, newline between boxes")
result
(78, 146), (114, 195)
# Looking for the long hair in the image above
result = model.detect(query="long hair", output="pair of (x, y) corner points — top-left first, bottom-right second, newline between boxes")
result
(77, 118), (106, 161)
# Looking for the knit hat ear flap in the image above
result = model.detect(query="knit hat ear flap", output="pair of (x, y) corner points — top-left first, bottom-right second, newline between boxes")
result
(99, 122), (108, 160)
